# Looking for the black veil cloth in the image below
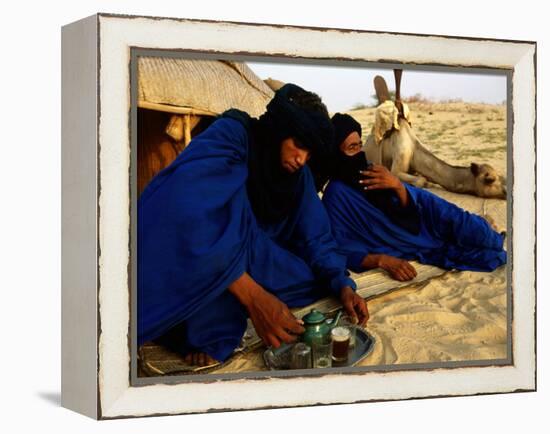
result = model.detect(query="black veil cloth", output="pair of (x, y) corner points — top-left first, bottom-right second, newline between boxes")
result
(222, 83), (335, 224)
(326, 113), (421, 235)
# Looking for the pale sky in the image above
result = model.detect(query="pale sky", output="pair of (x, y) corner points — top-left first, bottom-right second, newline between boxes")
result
(247, 61), (507, 113)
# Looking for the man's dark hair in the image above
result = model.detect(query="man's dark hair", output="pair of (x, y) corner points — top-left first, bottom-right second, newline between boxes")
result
(283, 87), (333, 191)
(289, 88), (330, 119)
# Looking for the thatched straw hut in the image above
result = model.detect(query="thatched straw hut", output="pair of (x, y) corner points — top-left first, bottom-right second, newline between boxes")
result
(137, 57), (274, 194)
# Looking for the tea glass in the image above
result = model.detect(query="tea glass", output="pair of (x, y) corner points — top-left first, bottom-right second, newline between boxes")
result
(340, 314), (358, 348)
(312, 338), (332, 368)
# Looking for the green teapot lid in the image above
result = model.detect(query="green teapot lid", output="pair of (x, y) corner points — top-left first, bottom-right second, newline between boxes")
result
(302, 309), (326, 324)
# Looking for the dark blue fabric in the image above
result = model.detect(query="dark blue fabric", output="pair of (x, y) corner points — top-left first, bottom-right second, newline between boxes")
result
(322, 180), (506, 273)
(138, 117), (355, 361)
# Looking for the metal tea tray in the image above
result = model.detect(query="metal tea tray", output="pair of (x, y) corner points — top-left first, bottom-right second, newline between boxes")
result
(263, 328), (375, 370)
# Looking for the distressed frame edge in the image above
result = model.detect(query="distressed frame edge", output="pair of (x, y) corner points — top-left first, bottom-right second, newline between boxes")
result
(94, 14), (537, 419)
(94, 11), (537, 46)
(61, 13), (100, 420)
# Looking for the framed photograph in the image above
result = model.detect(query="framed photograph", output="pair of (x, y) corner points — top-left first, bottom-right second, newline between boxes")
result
(61, 13), (536, 419)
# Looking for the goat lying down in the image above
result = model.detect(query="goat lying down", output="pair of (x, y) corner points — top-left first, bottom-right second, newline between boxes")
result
(364, 99), (507, 199)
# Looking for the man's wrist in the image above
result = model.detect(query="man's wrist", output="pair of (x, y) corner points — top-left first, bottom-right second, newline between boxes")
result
(362, 253), (383, 269)
(340, 285), (355, 298)
(228, 273), (262, 308)
(375, 254), (387, 268)
(395, 183), (408, 206)
(393, 182), (405, 197)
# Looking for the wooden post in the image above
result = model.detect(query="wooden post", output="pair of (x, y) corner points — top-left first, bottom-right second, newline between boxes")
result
(394, 69), (404, 116)
(183, 114), (192, 147)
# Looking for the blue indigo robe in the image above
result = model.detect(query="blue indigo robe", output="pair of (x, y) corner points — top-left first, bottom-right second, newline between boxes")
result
(138, 117), (355, 361)
(322, 180), (506, 273)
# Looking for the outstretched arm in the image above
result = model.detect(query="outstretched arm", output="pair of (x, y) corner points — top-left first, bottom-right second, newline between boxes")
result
(293, 169), (369, 325)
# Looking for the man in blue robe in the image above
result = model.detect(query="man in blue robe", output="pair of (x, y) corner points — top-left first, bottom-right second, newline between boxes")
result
(320, 114), (506, 281)
(138, 85), (368, 366)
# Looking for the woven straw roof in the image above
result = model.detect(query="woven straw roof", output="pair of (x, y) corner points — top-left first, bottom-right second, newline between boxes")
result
(138, 57), (274, 117)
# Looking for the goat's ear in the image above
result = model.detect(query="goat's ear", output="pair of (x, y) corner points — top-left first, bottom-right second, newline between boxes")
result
(470, 162), (480, 176)
(374, 76), (390, 104)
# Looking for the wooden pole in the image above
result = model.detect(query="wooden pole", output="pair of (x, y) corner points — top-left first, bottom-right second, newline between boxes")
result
(394, 69), (404, 116)
(183, 114), (192, 147)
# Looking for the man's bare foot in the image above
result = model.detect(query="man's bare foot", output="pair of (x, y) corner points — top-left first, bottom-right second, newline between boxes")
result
(484, 215), (505, 235)
(183, 352), (219, 367)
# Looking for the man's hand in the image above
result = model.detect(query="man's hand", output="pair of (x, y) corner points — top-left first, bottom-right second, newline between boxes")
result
(359, 164), (409, 206)
(361, 253), (417, 282)
(378, 255), (417, 281)
(246, 289), (305, 348)
(228, 273), (304, 348)
(340, 286), (369, 326)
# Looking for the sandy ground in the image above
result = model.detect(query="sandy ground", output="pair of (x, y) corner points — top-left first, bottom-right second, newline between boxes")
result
(358, 266), (507, 366)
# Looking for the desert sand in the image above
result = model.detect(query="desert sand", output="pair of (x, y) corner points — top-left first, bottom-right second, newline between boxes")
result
(358, 266), (507, 366)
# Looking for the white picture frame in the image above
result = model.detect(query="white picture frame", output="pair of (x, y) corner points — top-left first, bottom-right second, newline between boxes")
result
(61, 13), (536, 419)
